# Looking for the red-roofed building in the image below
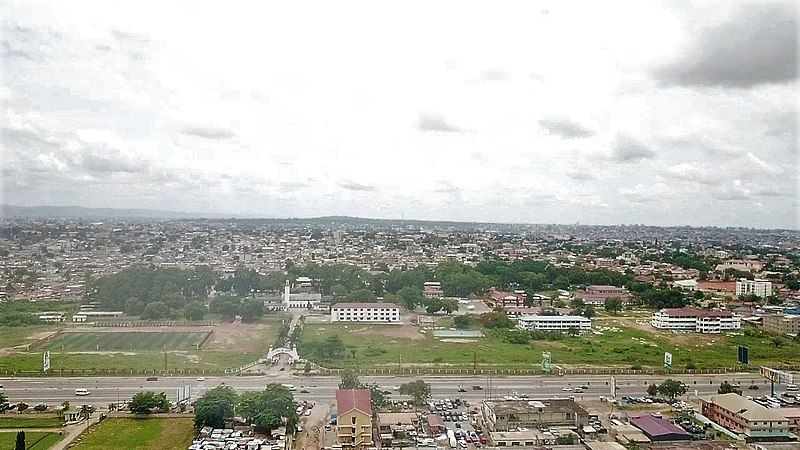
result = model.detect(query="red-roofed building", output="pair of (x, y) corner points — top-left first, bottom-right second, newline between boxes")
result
(652, 307), (741, 333)
(336, 389), (373, 449)
(488, 289), (524, 308)
(576, 285), (632, 306)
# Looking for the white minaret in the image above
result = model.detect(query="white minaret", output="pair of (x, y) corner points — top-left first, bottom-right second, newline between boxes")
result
(284, 280), (291, 308)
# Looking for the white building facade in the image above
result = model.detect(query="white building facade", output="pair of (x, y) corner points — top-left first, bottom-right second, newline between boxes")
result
(517, 315), (591, 332)
(735, 279), (772, 298)
(652, 308), (740, 333)
(331, 302), (401, 323)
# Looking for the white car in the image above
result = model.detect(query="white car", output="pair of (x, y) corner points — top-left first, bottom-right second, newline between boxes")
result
(562, 387), (573, 392)
(75, 388), (90, 396)
(196, 377), (205, 382)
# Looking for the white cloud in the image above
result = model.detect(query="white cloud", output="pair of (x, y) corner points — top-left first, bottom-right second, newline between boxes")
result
(0, 0), (796, 228)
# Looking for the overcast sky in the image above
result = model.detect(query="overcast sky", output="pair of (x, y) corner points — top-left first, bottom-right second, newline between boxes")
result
(1, 1), (797, 228)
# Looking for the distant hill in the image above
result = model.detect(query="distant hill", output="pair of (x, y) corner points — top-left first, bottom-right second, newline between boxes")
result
(0, 204), (221, 220)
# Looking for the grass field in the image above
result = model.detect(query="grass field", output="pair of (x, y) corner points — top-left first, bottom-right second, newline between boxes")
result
(41, 332), (207, 352)
(71, 418), (195, 450)
(0, 431), (62, 449)
(299, 319), (800, 370)
(0, 417), (62, 428)
(0, 317), (282, 372)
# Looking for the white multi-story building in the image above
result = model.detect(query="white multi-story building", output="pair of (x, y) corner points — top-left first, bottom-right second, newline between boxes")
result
(331, 302), (401, 323)
(517, 315), (591, 332)
(652, 308), (740, 333)
(735, 278), (772, 298)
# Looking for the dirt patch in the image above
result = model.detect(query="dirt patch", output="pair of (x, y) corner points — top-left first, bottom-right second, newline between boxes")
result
(609, 317), (719, 347)
(350, 323), (424, 340)
(205, 322), (273, 352)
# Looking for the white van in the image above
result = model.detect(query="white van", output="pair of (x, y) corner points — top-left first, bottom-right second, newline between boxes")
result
(74, 388), (90, 396)
(281, 384), (296, 391)
(786, 384), (798, 392)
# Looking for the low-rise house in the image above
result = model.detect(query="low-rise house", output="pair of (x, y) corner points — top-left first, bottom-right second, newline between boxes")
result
(576, 285), (631, 306)
(629, 414), (691, 441)
(481, 399), (589, 432)
(423, 281), (444, 299)
(763, 315), (800, 336)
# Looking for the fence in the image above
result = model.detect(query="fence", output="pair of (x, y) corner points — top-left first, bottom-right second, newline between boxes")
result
(92, 320), (220, 327)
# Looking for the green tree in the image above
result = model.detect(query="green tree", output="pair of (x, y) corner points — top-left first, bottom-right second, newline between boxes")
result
(718, 381), (742, 395)
(398, 379), (431, 405)
(194, 385), (238, 429)
(396, 287), (424, 310)
(647, 384), (658, 397)
(583, 305), (596, 319)
(141, 301), (171, 320)
(453, 315), (473, 329)
(604, 297), (623, 315)
(15, 431), (24, 450)
(345, 289), (376, 303)
(656, 379), (687, 400)
(339, 370), (362, 389)
(129, 391), (169, 415)
(331, 284), (348, 297)
(185, 301), (207, 320)
(238, 384), (298, 434)
(241, 298), (264, 322)
(123, 297), (144, 315)
(0, 393), (9, 413)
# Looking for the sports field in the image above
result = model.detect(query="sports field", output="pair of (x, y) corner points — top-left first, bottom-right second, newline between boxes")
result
(42, 332), (208, 351)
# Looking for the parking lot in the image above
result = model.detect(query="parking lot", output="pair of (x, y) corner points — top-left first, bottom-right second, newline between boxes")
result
(426, 397), (488, 448)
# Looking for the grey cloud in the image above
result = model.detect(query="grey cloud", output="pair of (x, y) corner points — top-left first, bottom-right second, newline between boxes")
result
(279, 182), (308, 192)
(95, 44), (111, 52)
(538, 117), (595, 138)
(181, 125), (236, 140)
(482, 69), (510, 82)
(340, 182), (378, 192)
(112, 29), (150, 44)
(417, 112), (461, 133)
(2, 40), (33, 60)
(78, 150), (148, 175)
(658, 135), (742, 156)
(654, 3), (797, 88)
(434, 181), (461, 195)
(612, 133), (655, 162)
(565, 168), (598, 182)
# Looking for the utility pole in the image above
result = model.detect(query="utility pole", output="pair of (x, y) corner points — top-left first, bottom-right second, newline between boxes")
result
(473, 351), (477, 371)
(164, 351), (167, 374)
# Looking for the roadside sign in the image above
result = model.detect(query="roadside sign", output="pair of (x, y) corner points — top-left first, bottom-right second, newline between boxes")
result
(738, 345), (749, 365)
(664, 352), (672, 370)
(43, 351), (50, 372)
(760, 367), (793, 384)
(541, 352), (551, 373)
(176, 384), (191, 403)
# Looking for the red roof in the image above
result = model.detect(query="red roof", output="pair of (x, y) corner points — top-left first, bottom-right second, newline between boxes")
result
(630, 414), (691, 439)
(336, 389), (372, 416)
(427, 414), (444, 430)
(489, 289), (519, 301)
(661, 307), (733, 318)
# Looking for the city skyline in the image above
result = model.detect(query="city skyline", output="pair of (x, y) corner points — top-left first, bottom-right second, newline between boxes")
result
(2, 1), (798, 229)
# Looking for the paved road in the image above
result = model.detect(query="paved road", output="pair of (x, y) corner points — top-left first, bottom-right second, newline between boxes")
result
(0, 372), (779, 406)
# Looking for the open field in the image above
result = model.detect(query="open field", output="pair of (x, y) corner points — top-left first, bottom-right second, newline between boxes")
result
(0, 316), (282, 372)
(0, 416), (62, 428)
(299, 319), (800, 370)
(71, 418), (195, 450)
(41, 332), (208, 351)
(0, 431), (62, 449)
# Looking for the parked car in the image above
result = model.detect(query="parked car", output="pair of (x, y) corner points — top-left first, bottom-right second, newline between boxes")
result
(146, 376), (158, 381)
(75, 388), (90, 396)
(472, 385), (483, 390)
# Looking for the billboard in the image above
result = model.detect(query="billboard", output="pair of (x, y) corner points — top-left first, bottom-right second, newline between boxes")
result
(738, 345), (749, 365)
(541, 352), (551, 373)
(664, 352), (672, 370)
(176, 384), (191, 403)
(43, 351), (50, 372)
(761, 366), (793, 384)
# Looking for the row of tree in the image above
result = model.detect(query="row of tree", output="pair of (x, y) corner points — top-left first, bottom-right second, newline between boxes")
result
(194, 384), (298, 434)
